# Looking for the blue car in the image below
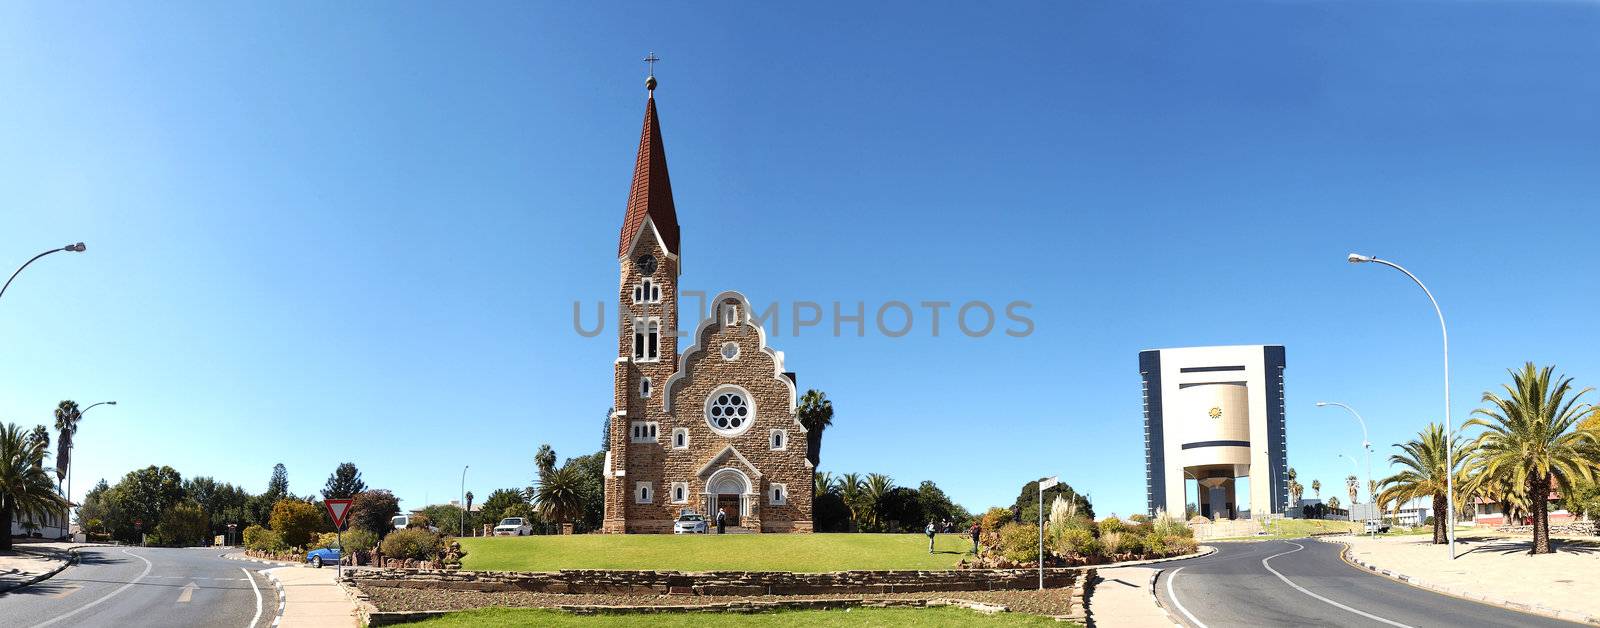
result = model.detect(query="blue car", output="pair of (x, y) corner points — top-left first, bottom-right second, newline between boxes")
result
(306, 546), (340, 568)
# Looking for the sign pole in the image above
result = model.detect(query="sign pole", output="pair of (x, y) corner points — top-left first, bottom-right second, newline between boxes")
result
(1038, 476), (1059, 591)
(323, 498), (354, 580)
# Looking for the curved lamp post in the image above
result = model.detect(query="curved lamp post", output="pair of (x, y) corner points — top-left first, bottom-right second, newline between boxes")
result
(66, 401), (117, 518)
(1317, 402), (1374, 504)
(1, 243), (87, 303)
(1348, 253), (1455, 559)
(460, 465), (470, 537)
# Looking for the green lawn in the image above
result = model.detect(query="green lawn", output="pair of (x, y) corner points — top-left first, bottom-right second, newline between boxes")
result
(458, 533), (975, 572)
(403, 607), (1069, 627)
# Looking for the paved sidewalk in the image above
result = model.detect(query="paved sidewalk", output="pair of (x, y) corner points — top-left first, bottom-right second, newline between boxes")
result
(265, 565), (360, 627)
(1089, 567), (1177, 627)
(1343, 531), (1600, 624)
(0, 542), (82, 593)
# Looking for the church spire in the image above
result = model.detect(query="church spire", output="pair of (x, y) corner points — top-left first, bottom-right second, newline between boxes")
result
(619, 55), (679, 259)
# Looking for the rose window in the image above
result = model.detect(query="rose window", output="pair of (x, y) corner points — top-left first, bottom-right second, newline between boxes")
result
(706, 387), (754, 435)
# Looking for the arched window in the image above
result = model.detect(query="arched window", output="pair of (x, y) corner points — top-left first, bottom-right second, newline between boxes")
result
(672, 482), (688, 503)
(770, 429), (787, 450)
(672, 428), (689, 449)
(646, 320), (660, 360)
(635, 482), (653, 504)
(639, 377), (652, 398)
(705, 385), (755, 436)
(770, 483), (787, 506)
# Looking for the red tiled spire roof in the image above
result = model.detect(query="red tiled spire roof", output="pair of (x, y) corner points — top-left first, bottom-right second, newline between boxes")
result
(618, 88), (679, 258)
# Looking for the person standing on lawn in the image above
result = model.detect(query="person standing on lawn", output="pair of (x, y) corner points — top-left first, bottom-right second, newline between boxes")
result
(925, 521), (937, 553)
(969, 522), (981, 555)
(716, 509), (726, 534)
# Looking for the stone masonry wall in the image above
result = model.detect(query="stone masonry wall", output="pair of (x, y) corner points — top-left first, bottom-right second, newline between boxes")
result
(350, 566), (1087, 596)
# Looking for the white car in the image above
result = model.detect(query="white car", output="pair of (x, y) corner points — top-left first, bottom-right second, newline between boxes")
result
(494, 517), (533, 536)
(673, 512), (708, 534)
(391, 514), (439, 533)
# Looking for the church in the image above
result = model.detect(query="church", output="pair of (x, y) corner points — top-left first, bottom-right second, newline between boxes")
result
(601, 71), (815, 534)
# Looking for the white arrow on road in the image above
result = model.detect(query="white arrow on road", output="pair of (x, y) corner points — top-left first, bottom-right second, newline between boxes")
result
(176, 581), (199, 603)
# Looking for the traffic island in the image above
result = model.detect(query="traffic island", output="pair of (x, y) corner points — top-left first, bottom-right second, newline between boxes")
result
(344, 566), (1094, 625)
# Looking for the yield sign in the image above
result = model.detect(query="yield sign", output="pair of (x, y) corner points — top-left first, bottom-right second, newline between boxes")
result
(325, 499), (353, 528)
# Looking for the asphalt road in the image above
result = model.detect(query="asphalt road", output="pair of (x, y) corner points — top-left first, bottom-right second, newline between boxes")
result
(1152, 538), (1575, 627)
(0, 546), (276, 628)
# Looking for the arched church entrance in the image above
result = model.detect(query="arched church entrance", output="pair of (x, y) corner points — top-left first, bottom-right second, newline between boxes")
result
(705, 469), (750, 527)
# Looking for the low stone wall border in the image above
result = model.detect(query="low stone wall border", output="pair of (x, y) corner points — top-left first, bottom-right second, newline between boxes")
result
(1336, 540), (1600, 626)
(362, 597), (1019, 626)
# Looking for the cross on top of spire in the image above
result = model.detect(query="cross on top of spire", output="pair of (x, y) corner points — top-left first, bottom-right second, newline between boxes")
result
(643, 51), (662, 94)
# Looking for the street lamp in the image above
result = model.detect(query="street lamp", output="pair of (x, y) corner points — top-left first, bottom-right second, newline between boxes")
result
(460, 465), (469, 537)
(1, 243), (87, 303)
(1037, 476), (1058, 591)
(1348, 252), (1456, 558)
(1317, 401), (1373, 503)
(64, 401), (117, 528)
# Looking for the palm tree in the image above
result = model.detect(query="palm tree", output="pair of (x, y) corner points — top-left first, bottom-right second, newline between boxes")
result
(1376, 423), (1467, 544)
(1311, 479), (1321, 499)
(534, 444), (557, 481)
(53, 400), (81, 483)
(1287, 468), (1301, 506)
(1465, 363), (1597, 554)
(1, 422), (67, 550)
(862, 473), (894, 532)
(1368, 479), (1378, 502)
(797, 390), (833, 468)
(813, 471), (837, 497)
(837, 473), (864, 531)
(1346, 475), (1359, 506)
(532, 465), (585, 534)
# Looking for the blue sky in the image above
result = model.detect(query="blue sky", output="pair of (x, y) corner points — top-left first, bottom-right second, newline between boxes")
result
(2, 2), (1597, 518)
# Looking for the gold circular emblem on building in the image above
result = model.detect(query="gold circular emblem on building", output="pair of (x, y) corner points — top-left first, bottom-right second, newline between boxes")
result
(1208, 407), (1222, 419)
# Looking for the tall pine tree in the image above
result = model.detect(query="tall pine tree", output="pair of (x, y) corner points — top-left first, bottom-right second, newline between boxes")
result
(322, 462), (366, 499)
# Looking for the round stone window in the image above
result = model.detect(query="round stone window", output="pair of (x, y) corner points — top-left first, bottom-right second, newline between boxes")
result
(706, 386), (754, 436)
(721, 342), (739, 361)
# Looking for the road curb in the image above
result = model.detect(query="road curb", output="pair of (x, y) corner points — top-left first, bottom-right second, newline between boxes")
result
(1335, 540), (1600, 626)
(0, 544), (81, 592)
(262, 568), (288, 627)
(1126, 547), (1216, 627)
(223, 551), (304, 568)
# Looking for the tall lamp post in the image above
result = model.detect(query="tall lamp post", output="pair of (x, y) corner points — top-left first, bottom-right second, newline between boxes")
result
(1037, 476), (1058, 591)
(1317, 401), (1373, 510)
(66, 401), (117, 523)
(460, 465), (469, 537)
(1348, 253), (1455, 558)
(1, 243), (87, 303)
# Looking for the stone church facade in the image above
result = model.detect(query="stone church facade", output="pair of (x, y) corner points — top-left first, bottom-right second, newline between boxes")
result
(601, 76), (814, 534)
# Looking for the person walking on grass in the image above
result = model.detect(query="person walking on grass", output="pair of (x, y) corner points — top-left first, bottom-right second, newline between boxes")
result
(969, 522), (981, 555)
(716, 509), (726, 534)
(926, 521), (937, 554)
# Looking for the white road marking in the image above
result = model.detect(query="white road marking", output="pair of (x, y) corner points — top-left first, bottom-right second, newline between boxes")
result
(177, 581), (199, 603)
(30, 548), (153, 628)
(1261, 541), (1414, 628)
(1164, 566), (1209, 628)
(244, 567), (263, 628)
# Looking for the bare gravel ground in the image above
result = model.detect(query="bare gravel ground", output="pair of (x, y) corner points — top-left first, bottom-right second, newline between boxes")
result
(364, 586), (1080, 617)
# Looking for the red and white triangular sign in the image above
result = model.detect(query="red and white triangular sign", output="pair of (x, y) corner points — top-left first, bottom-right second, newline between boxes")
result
(325, 499), (353, 528)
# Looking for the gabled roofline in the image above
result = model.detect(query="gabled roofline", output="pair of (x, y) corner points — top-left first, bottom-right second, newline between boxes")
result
(663, 290), (800, 428)
(696, 444), (762, 480)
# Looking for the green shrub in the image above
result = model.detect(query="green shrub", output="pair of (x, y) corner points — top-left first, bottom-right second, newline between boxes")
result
(1097, 516), (1125, 536)
(1152, 512), (1191, 538)
(243, 525), (286, 552)
(341, 527), (379, 551)
(1165, 535), (1198, 556)
(1115, 530), (1145, 554)
(270, 500), (325, 548)
(1141, 533), (1169, 557)
(1099, 530), (1123, 556)
(380, 528), (441, 561)
(997, 522), (1040, 564)
(1052, 527), (1100, 559)
(1127, 514), (1149, 524)
(314, 528), (379, 551)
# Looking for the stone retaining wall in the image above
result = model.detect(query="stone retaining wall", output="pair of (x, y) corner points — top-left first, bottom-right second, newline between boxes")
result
(348, 566), (1089, 596)
(1495, 521), (1597, 536)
